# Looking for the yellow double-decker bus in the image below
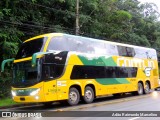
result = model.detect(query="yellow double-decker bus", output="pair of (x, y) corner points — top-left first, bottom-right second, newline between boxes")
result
(1, 33), (159, 106)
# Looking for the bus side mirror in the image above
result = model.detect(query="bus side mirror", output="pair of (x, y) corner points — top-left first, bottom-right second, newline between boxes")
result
(31, 51), (56, 67)
(32, 52), (43, 67)
(1, 58), (15, 72)
(31, 52), (53, 67)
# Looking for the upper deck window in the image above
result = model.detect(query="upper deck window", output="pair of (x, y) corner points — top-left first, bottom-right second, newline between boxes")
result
(16, 37), (46, 59)
(117, 46), (135, 57)
(47, 36), (87, 52)
(48, 35), (101, 54)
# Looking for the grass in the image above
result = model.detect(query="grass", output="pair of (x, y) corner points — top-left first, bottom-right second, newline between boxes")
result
(0, 98), (19, 107)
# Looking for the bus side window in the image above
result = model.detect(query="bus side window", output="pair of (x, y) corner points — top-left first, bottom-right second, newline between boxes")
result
(117, 46), (135, 57)
(126, 47), (136, 57)
(54, 65), (64, 78)
(42, 65), (55, 80)
(43, 66), (50, 79)
(105, 67), (112, 78)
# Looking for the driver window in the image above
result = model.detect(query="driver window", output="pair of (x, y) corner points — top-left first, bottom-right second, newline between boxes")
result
(43, 65), (55, 80)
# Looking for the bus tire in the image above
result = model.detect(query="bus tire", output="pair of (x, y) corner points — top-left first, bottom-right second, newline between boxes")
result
(144, 82), (150, 94)
(137, 82), (144, 95)
(67, 87), (80, 106)
(83, 86), (94, 104)
(132, 82), (144, 95)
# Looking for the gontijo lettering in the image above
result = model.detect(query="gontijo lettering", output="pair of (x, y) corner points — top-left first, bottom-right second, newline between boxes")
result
(117, 57), (155, 68)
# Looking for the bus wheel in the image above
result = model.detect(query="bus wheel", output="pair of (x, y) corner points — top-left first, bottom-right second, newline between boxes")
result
(68, 87), (80, 106)
(83, 86), (94, 104)
(137, 82), (144, 95)
(144, 82), (150, 94)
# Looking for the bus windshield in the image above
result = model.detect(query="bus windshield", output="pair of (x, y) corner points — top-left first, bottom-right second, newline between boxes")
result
(13, 61), (41, 88)
(16, 37), (46, 59)
(13, 51), (68, 87)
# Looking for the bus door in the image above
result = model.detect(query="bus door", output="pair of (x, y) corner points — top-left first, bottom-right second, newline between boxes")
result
(42, 52), (68, 101)
(42, 63), (58, 101)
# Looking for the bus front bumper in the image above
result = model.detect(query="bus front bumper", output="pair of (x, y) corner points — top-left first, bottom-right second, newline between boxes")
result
(13, 95), (45, 103)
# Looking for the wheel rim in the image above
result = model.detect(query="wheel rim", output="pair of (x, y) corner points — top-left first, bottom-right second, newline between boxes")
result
(85, 90), (92, 100)
(69, 91), (77, 103)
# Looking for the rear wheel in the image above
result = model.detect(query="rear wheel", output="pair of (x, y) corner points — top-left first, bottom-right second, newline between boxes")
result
(144, 82), (150, 94)
(83, 86), (94, 104)
(137, 82), (144, 95)
(67, 87), (80, 106)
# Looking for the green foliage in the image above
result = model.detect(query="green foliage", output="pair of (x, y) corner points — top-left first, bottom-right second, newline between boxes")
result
(113, 10), (132, 22)
(0, 75), (12, 98)
(0, 98), (18, 106)
(0, 0), (160, 98)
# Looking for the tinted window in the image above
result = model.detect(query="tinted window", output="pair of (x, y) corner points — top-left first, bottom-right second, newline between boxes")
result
(48, 36), (76, 51)
(42, 64), (64, 80)
(134, 48), (157, 59)
(48, 35), (157, 60)
(117, 46), (135, 57)
(12, 61), (41, 88)
(41, 51), (68, 80)
(70, 65), (137, 79)
(48, 36), (105, 54)
(16, 38), (45, 59)
(44, 51), (68, 64)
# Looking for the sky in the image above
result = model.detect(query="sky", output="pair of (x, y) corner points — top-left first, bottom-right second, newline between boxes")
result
(138, 0), (160, 12)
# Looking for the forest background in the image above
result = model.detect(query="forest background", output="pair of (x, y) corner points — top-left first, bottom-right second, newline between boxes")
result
(0, 0), (160, 97)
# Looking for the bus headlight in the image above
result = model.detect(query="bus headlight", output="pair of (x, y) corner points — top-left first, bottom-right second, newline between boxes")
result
(11, 90), (16, 97)
(30, 88), (40, 96)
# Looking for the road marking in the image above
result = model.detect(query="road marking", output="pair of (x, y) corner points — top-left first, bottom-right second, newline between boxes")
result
(128, 117), (140, 120)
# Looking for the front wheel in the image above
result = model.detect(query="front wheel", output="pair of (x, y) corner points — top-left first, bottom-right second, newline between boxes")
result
(67, 87), (80, 106)
(83, 86), (94, 104)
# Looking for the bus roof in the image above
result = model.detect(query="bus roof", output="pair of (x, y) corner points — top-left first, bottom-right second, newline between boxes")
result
(24, 33), (63, 43)
(24, 33), (155, 51)
(63, 34), (155, 51)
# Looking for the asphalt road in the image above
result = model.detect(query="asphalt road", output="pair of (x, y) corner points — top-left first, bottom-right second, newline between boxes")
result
(1, 90), (160, 120)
